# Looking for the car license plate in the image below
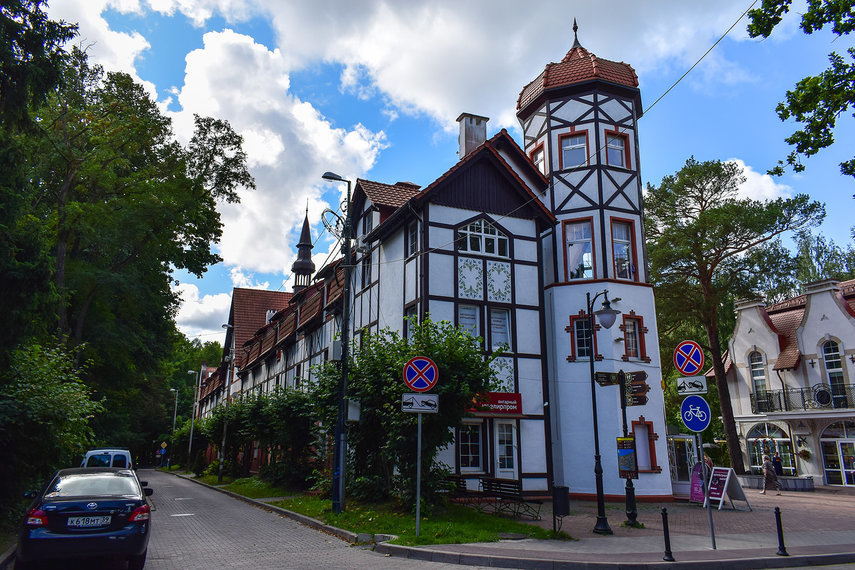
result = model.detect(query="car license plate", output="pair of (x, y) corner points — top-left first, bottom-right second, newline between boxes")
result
(67, 515), (111, 528)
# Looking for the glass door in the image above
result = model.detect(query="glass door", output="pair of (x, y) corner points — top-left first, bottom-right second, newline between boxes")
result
(494, 421), (518, 480)
(841, 442), (855, 486)
(822, 440), (855, 486)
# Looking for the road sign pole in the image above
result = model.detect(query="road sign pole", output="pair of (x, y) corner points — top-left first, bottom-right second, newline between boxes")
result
(699, 430), (716, 550)
(416, 412), (422, 537)
(617, 371), (639, 526)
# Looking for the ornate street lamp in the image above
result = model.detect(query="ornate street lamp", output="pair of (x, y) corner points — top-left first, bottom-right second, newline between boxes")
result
(322, 171), (353, 514)
(587, 289), (620, 535)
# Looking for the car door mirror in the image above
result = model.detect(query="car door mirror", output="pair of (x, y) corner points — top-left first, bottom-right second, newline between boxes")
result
(144, 488), (154, 496)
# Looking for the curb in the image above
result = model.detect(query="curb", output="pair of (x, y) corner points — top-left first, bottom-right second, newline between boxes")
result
(0, 544), (15, 570)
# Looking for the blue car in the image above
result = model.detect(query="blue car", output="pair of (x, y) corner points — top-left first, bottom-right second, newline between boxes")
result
(16, 467), (153, 569)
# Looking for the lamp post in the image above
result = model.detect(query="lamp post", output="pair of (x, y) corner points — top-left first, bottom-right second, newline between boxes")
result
(219, 324), (234, 484)
(322, 170), (353, 514)
(187, 368), (201, 465)
(586, 289), (620, 535)
(168, 388), (178, 468)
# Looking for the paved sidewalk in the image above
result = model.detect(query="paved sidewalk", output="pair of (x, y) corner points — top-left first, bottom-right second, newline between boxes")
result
(377, 486), (855, 568)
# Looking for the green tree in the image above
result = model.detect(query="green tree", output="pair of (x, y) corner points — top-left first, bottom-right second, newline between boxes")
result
(645, 157), (824, 473)
(0, 341), (102, 512)
(794, 230), (855, 285)
(313, 317), (497, 505)
(747, 0), (855, 179)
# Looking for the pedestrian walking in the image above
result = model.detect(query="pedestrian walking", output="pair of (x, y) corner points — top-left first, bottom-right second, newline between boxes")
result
(772, 452), (784, 476)
(761, 454), (782, 495)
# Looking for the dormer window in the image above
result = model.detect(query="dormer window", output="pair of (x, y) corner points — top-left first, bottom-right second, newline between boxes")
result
(458, 219), (509, 258)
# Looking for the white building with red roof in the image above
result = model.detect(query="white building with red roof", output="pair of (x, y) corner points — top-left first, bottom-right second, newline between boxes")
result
(724, 279), (855, 486)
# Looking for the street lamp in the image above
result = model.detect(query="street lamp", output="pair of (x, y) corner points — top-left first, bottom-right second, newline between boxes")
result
(219, 323), (234, 483)
(168, 388), (178, 468)
(187, 369), (200, 465)
(322, 170), (353, 514)
(586, 289), (620, 535)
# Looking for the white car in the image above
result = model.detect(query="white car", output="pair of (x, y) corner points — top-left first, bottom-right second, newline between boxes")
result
(81, 448), (134, 469)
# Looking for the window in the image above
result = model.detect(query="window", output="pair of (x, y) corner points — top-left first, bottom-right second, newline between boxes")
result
(459, 424), (483, 471)
(530, 144), (545, 174)
(458, 219), (509, 258)
(574, 317), (592, 358)
(624, 318), (639, 358)
(611, 221), (635, 280)
(407, 222), (418, 257)
(631, 417), (662, 473)
(362, 210), (373, 235)
(361, 252), (372, 289)
(606, 131), (629, 168)
(498, 424), (514, 469)
(559, 132), (587, 169)
(823, 341), (848, 408)
(747, 422), (796, 476)
(490, 308), (511, 350)
(404, 305), (418, 338)
(458, 305), (479, 338)
(565, 220), (593, 280)
(750, 352), (766, 393)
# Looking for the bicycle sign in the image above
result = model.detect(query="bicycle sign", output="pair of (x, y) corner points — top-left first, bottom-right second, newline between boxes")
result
(681, 395), (711, 432)
(674, 340), (705, 376)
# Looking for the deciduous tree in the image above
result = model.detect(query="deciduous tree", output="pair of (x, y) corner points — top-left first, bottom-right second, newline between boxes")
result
(645, 157), (824, 473)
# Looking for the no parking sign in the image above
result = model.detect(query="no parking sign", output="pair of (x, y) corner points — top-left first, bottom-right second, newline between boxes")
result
(674, 340), (705, 376)
(403, 356), (438, 392)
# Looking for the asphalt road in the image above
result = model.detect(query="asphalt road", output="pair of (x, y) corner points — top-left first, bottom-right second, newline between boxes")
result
(140, 469), (479, 569)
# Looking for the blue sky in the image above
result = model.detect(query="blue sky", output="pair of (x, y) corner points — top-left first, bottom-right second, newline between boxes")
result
(47, 0), (854, 344)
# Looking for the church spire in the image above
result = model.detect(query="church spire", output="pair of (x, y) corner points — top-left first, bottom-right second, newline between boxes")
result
(291, 206), (315, 292)
(571, 18), (582, 49)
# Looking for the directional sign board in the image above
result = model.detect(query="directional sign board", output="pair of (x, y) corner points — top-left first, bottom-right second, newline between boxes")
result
(674, 340), (705, 376)
(677, 375), (708, 395)
(403, 356), (438, 392)
(681, 395), (711, 432)
(595, 372), (619, 386)
(402, 393), (439, 413)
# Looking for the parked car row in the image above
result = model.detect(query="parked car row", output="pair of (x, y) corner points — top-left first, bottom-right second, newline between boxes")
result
(15, 449), (153, 569)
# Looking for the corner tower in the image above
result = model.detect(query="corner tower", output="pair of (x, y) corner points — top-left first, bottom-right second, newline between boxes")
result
(518, 22), (671, 499)
(291, 209), (315, 293)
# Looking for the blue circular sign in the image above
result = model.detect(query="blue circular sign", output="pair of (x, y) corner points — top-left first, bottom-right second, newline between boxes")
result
(403, 356), (438, 392)
(681, 395), (711, 432)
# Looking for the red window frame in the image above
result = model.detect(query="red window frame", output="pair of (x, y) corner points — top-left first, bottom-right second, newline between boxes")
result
(610, 218), (638, 281)
(631, 416), (662, 473)
(558, 130), (589, 169)
(604, 130), (630, 169)
(565, 311), (603, 363)
(562, 217), (595, 282)
(529, 142), (545, 174)
(619, 312), (650, 362)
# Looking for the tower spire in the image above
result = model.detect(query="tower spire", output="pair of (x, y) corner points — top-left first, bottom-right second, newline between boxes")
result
(291, 207), (315, 292)
(572, 18), (582, 49)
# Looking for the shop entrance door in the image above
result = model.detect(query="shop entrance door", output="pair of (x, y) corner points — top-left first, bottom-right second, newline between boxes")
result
(494, 421), (518, 480)
(822, 440), (855, 486)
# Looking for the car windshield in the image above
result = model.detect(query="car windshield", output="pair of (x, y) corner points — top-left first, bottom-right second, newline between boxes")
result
(45, 473), (139, 498)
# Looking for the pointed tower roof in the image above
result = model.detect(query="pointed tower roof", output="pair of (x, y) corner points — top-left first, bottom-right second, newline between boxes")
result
(517, 20), (639, 117)
(290, 208), (315, 291)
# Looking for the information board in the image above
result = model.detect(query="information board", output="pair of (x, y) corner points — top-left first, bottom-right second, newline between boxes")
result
(616, 437), (639, 479)
(703, 467), (752, 511)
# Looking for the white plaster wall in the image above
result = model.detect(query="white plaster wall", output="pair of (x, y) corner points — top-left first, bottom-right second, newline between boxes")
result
(520, 418), (548, 475)
(801, 290), (855, 386)
(378, 229), (405, 334)
(515, 308), (542, 354)
(518, 357), (544, 415)
(514, 264), (539, 306)
(429, 254), (454, 298)
(428, 299), (454, 324)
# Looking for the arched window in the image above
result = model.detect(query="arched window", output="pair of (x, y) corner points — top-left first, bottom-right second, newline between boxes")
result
(822, 341), (849, 408)
(746, 422), (795, 476)
(820, 421), (855, 486)
(457, 219), (509, 258)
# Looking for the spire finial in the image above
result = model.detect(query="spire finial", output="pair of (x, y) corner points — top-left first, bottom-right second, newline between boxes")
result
(572, 18), (582, 49)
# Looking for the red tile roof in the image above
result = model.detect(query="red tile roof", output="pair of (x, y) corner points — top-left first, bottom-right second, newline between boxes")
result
(358, 179), (421, 209)
(229, 288), (292, 367)
(517, 45), (638, 112)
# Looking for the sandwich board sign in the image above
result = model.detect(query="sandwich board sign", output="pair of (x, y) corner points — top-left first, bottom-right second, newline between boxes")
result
(703, 467), (752, 511)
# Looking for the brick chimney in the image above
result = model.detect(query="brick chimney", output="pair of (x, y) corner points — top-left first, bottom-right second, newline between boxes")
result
(456, 113), (489, 158)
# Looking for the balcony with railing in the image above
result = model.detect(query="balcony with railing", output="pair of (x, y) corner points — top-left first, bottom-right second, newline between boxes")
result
(750, 383), (855, 414)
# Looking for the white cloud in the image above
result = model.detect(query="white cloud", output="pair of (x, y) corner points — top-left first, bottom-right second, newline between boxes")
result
(728, 158), (792, 200)
(173, 283), (232, 339)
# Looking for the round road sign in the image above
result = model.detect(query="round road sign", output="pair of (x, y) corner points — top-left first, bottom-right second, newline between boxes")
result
(680, 395), (711, 432)
(403, 356), (438, 392)
(674, 340), (705, 376)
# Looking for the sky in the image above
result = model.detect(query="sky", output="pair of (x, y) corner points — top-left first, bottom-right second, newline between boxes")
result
(46, 0), (855, 345)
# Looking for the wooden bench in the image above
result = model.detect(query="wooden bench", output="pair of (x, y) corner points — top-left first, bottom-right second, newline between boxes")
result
(439, 474), (470, 498)
(478, 477), (542, 520)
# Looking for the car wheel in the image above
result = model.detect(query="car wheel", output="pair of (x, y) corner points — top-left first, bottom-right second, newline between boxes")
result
(128, 550), (147, 570)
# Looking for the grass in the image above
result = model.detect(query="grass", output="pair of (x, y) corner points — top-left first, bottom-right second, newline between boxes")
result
(194, 474), (235, 486)
(222, 477), (296, 499)
(270, 494), (572, 546)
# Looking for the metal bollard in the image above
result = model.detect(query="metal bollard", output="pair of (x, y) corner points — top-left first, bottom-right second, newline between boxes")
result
(775, 506), (789, 556)
(661, 507), (675, 562)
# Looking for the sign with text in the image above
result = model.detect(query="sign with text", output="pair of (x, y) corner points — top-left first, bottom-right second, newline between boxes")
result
(704, 467), (752, 511)
(616, 437), (639, 479)
(595, 372), (619, 386)
(469, 392), (522, 414)
(689, 462), (706, 503)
